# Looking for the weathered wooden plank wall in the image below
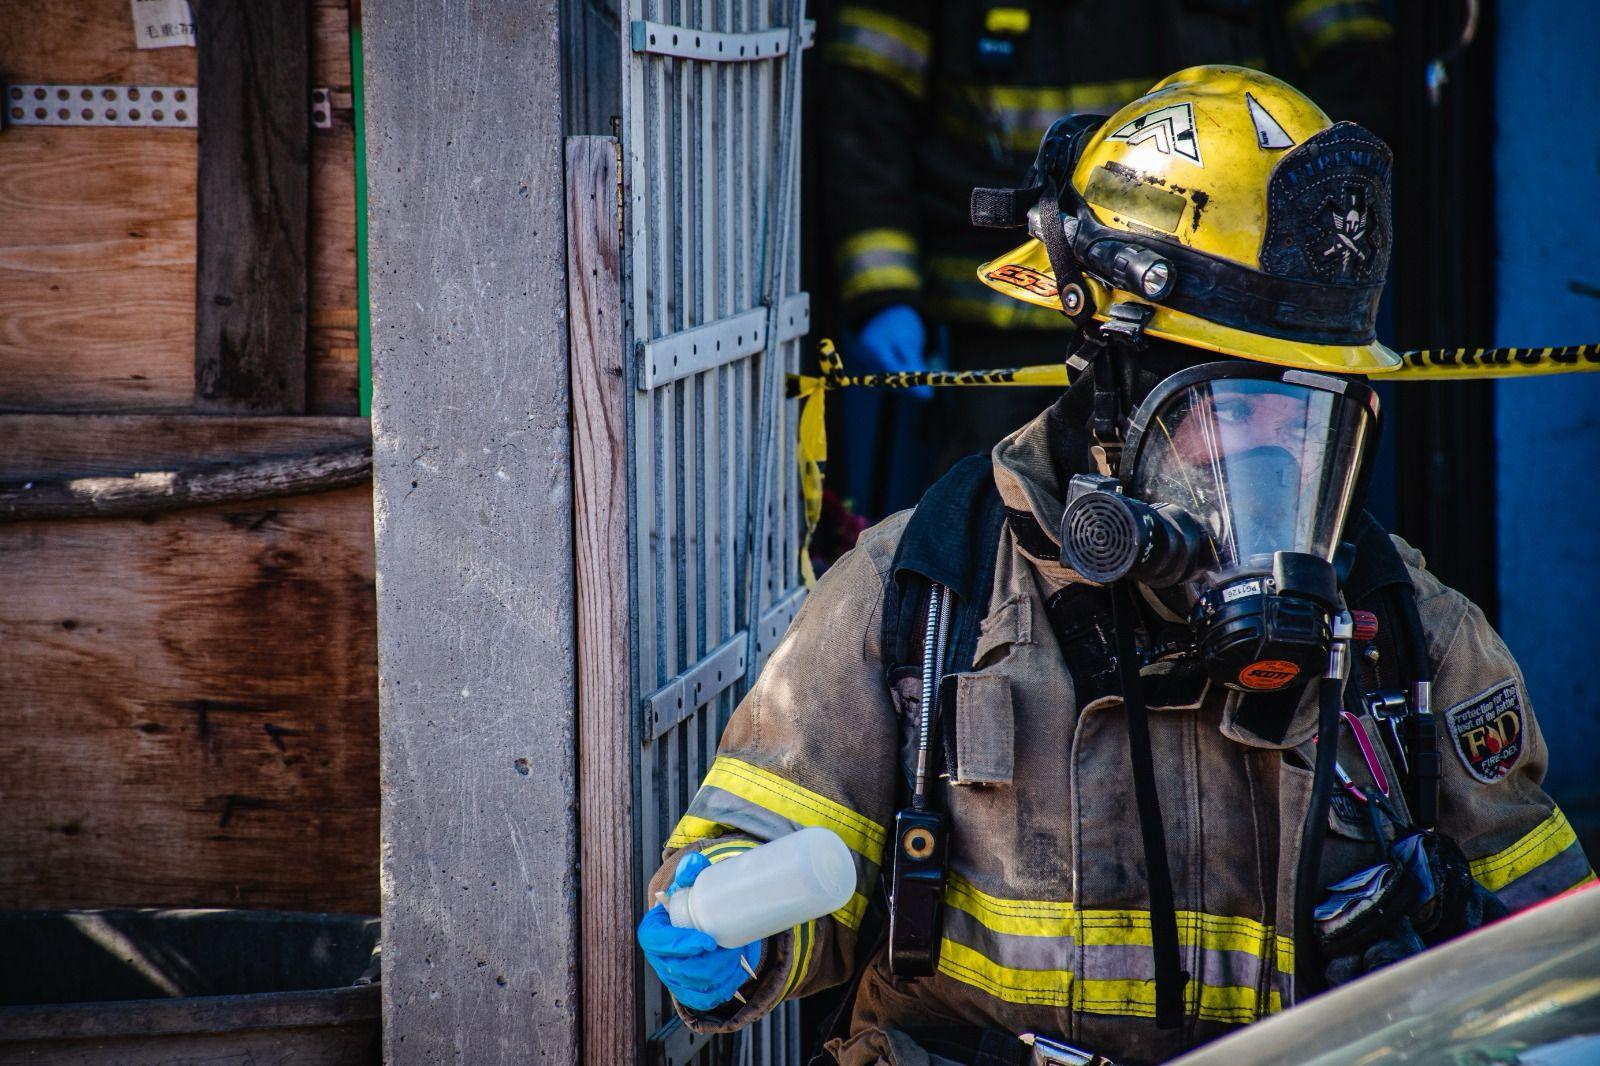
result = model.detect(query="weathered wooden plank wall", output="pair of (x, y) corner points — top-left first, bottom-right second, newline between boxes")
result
(0, 0), (361, 415)
(0, 3), (197, 411)
(364, 0), (579, 1059)
(0, 1), (377, 913)
(0, 484), (378, 911)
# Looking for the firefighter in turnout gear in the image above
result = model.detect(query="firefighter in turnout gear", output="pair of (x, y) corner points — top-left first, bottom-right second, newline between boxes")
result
(821, 0), (1397, 503)
(639, 69), (1593, 1064)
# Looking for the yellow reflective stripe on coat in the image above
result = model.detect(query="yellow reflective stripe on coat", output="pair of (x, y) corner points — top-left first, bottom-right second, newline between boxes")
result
(938, 873), (1290, 1021)
(1078, 978), (1274, 1024)
(838, 228), (921, 302)
(664, 751), (888, 924)
(945, 872), (1073, 936)
(1285, 0), (1391, 61)
(939, 936), (1073, 1006)
(941, 78), (1155, 154)
(701, 838), (757, 863)
(666, 814), (731, 851)
(697, 756), (886, 863)
(781, 918), (816, 998)
(934, 944), (1286, 1021)
(1470, 806), (1594, 897)
(825, 8), (931, 99)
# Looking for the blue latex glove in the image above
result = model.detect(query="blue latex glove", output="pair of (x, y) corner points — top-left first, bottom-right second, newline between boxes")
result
(637, 852), (763, 1012)
(856, 304), (932, 400)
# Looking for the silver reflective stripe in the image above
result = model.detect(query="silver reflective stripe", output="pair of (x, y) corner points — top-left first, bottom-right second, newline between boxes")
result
(942, 905), (1071, 971)
(1495, 840), (1594, 911)
(1085, 942), (1270, 992)
(832, 17), (929, 79)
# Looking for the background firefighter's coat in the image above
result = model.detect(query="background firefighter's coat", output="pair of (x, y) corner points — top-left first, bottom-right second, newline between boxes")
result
(820, 0), (1396, 332)
(648, 392), (1593, 1065)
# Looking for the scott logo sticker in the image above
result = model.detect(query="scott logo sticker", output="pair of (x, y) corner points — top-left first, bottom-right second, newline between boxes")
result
(1239, 660), (1300, 690)
(1106, 103), (1202, 166)
(1446, 680), (1525, 783)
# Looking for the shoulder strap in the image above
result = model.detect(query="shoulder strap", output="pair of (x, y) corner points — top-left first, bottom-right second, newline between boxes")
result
(1343, 510), (1421, 695)
(881, 454), (1006, 678)
(1343, 510), (1440, 827)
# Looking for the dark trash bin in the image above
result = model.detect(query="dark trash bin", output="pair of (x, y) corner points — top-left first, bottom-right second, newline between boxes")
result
(0, 909), (380, 1066)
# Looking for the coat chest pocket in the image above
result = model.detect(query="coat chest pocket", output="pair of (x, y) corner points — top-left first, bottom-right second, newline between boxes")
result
(950, 672), (1014, 786)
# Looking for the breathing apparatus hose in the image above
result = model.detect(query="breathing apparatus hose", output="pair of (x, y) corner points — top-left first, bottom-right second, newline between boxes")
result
(1111, 585), (1189, 1032)
(1294, 674), (1346, 1000)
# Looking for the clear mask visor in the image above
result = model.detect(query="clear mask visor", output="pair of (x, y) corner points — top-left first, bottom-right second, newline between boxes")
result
(1126, 374), (1374, 581)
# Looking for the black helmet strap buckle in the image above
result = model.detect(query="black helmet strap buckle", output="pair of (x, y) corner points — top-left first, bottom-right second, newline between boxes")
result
(971, 114), (1106, 326)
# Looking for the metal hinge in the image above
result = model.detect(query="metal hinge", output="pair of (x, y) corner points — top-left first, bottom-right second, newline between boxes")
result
(6, 84), (195, 128)
(631, 19), (816, 62)
(5, 84), (346, 130)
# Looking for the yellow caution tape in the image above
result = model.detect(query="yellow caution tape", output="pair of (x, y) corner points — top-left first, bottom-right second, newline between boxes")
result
(789, 340), (1600, 585)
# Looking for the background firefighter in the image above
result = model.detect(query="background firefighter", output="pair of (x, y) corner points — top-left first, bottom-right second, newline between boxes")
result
(819, 0), (1396, 518)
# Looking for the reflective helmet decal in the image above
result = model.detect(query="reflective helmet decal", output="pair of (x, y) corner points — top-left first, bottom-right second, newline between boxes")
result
(1106, 102), (1204, 166)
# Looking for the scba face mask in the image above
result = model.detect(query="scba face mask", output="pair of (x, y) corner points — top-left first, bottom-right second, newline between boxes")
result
(1060, 362), (1379, 693)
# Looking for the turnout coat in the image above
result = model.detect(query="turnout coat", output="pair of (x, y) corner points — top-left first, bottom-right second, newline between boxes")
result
(648, 393), (1592, 1064)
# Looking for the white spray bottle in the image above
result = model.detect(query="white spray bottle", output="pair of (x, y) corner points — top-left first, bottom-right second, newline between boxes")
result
(662, 826), (856, 948)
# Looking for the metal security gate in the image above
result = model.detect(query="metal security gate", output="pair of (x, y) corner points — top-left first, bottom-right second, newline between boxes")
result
(623, 0), (812, 1060)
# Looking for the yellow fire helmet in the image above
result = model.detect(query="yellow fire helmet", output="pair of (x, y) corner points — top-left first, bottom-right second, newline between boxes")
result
(976, 65), (1401, 373)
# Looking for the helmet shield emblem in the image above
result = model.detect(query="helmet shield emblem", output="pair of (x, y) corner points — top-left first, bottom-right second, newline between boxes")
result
(1260, 122), (1392, 291)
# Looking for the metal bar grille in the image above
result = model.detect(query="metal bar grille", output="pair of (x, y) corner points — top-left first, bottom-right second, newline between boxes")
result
(623, 0), (809, 1057)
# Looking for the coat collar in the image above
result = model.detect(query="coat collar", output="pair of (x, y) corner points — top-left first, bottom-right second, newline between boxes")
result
(990, 379), (1097, 589)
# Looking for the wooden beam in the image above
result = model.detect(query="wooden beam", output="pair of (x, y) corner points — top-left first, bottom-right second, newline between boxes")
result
(363, 1), (579, 1061)
(566, 135), (637, 1061)
(0, 443), (370, 522)
(0, 414), (370, 479)
(194, 0), (312, 414)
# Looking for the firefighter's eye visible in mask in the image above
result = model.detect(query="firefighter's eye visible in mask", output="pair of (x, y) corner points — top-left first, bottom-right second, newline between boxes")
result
(1213, 397), (1253, 425)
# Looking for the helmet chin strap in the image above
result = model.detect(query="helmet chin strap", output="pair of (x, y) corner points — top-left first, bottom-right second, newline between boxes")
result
(1066, 313), (1151, 476)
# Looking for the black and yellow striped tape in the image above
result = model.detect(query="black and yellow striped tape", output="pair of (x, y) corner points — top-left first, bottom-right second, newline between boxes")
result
(1395, 344), (1600, 379)
(790, 339), (1600, 586)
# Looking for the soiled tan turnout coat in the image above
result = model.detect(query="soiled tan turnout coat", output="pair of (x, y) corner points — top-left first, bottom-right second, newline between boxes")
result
(649, 397), (1592, 1065)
